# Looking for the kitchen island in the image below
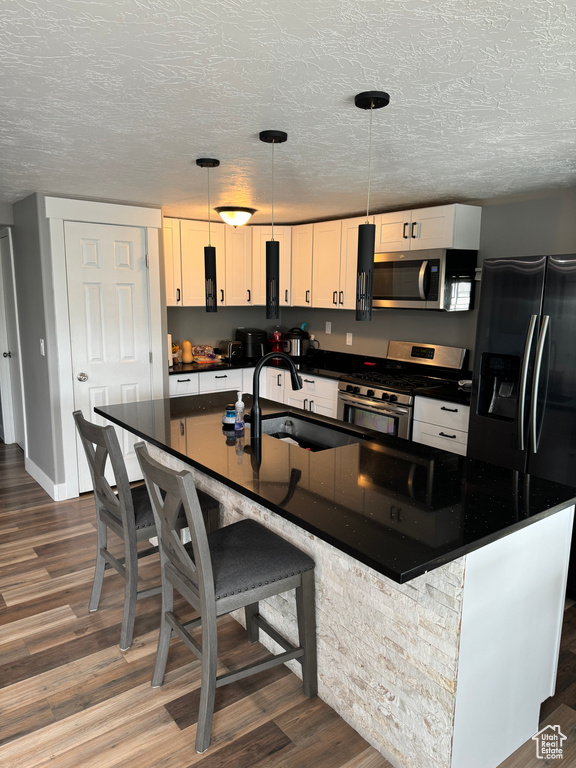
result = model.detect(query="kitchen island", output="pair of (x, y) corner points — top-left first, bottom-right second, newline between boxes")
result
(97, 392), (576, 768)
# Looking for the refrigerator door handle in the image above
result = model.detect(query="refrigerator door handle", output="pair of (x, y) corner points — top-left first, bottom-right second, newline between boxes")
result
(518, 314), (538, 451)
(530, 314), (550, 454)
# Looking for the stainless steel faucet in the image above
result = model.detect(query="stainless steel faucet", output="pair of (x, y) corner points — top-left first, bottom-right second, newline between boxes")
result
(250, 352), (303, 441)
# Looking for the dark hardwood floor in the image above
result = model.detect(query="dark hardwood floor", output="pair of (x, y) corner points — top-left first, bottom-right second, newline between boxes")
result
(1, 440), (575, 768)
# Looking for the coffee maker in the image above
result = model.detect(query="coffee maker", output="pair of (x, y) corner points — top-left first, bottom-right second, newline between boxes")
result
(235, 328), (267, 360)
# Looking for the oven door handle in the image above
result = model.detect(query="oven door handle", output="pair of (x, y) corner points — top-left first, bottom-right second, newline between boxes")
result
(418, 260), (429, 300)
(338, 393), (409, 415)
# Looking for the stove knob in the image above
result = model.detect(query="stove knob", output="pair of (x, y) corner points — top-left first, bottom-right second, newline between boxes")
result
(389, 394), (398, 403)
(381, 392), (390, 401)
(346, 384), (354, 393)
(367, 389), (375, 398)
(353, 386), (361, 394)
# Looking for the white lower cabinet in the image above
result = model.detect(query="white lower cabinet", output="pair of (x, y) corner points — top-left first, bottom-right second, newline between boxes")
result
(265, 367), (286, 403)
(199, 368), (243, 393)
(265, 370), (338, 418)
(412, 396), (469, 455)
(169, 373), (199, 397)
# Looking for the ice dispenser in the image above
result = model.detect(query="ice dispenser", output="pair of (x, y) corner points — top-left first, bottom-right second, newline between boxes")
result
(477, 353), (520, 421)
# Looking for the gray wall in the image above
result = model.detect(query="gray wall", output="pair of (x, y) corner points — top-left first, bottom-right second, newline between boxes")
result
(167, 305), (282, 349)
(11, 194), (58, 479)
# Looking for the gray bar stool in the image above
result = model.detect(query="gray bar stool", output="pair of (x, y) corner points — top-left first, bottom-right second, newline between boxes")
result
(135, 442), (317, 754)
(73, 410), (219, 650)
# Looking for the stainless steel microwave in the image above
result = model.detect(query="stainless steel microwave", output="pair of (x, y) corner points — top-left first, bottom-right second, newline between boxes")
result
(372, 249), (477, 311)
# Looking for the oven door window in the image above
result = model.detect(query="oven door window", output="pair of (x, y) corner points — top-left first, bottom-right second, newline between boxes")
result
(343, 403), (399, 436)
(373, 260), (428, 301)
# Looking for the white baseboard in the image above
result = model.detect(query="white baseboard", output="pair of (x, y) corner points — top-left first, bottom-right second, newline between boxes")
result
(24, 457), (72, 501)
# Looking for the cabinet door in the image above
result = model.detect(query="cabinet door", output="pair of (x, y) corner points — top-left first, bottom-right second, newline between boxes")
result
(180, 220), (226, 307)
(374, 210), (411, 252)
(291, 224), (314, 307)
(308, 395), (337, 419)
(266, 367), (285, 403)
(163, 218), (182, 306)
(339, 216), (373, 310)
(168, 373), (199, 397)
(410, 205), (456, 250)
(225, 226), (252, 305)
(312, 220), (342, 308)
(251, 226), (292, 306)
(199, 368), (243, 393)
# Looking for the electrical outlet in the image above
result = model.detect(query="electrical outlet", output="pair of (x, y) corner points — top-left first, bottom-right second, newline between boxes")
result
(346, 333), (353, 346)
(325, 322), (331, 334)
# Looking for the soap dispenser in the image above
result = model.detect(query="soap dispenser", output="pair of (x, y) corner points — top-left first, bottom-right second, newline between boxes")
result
(234, 391), (245, 433)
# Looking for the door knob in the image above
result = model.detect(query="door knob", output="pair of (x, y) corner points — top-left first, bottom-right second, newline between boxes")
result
(3, 351), (11, 358)
(77, 372), (88, 382)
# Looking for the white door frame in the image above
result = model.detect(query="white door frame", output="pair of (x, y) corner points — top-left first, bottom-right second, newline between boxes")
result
(0, 227), (26, 448)
(46, 197), (165, 499)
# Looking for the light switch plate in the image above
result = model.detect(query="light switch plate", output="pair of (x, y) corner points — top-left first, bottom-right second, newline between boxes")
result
(39, 338), (45, 356)
(325, 322), (331, 334)
(346, 333), (353, 346)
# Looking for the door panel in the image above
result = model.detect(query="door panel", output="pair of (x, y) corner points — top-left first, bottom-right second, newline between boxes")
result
(468, 255), (546, 471)
(0, 230), (25, 447)
(65, 221), (152, 492)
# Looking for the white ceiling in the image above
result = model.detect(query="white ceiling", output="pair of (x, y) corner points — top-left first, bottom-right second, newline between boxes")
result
(1, 0), (575, 224)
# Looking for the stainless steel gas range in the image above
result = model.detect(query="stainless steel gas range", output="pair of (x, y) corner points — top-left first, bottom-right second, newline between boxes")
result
(337, 341), (467, 440)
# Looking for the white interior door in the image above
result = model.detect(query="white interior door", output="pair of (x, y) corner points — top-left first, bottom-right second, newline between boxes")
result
(0, 229), (25, 448)
(64, 221), (152, 492)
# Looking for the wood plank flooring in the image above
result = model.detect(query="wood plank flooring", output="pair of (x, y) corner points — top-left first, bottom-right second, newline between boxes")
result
(2, 440), (575, 768)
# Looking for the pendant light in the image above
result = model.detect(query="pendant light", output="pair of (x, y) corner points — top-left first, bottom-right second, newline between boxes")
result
(259, 129), (287, 320)
(354, 91), (390, 321)
(196, 158), (220, 312)
(214, 206), (257, 227)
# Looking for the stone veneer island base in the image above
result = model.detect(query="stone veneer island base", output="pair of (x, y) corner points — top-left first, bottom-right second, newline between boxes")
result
(148, 443), (574, 768)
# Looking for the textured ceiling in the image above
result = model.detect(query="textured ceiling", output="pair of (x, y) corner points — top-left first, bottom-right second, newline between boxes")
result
(1, 0), (575, 223)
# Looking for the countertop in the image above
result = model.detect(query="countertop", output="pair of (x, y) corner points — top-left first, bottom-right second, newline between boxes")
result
(96, 391), (576, 584)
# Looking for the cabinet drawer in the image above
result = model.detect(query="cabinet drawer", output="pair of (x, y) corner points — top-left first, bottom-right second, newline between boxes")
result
(169, 373), (199, 397)
(199, 369), (243, 393)
(414, 397), (470, 431)
(299, 374), (338, 400)
(412, 421), (467, 456)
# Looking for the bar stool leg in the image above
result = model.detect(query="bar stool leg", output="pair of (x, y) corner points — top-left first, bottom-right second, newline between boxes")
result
(89, 516), (108, 612)
(152, 580), (174, 688)
(195, 616), (218, 754)
(245, 602), (259, 643)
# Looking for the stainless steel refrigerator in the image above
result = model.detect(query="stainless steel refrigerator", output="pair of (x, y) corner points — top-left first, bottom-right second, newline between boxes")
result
(468, 254), (576, 588)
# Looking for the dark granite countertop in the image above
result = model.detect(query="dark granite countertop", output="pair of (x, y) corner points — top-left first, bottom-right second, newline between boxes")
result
(96, 391), (576, 584)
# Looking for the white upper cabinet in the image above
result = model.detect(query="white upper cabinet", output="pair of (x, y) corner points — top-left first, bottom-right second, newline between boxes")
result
(291, 223), (314, 307)
(180, 219), (226, 306)
(312, 220), (343, 308)
(163, 218), (226, 307)
(251, 226), (292, 306)
(163, 218), (182, 306)
(375, 204), (482, 253)
(225, 226), (253, 305)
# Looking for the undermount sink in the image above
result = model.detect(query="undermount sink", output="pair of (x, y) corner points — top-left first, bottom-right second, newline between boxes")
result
(247, 414), (364, 452)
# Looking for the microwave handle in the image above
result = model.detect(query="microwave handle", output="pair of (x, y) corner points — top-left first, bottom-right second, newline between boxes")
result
(418, 261), (429, 300)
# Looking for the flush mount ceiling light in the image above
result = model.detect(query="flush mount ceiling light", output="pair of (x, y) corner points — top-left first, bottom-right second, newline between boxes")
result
(214, 206), (257, 227)
(196, 158), (220, 313)
(260, 129), (288, 320)
(354, 90), (390, 322)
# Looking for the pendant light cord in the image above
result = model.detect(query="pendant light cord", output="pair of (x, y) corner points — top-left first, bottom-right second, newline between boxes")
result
(366, 101), (374, 222)
(207, 167), (212, 246)
(271, 141), (275, 241)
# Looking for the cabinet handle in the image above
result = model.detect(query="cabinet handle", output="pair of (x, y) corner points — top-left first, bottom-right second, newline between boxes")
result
(339, 290), (344, 305)
(277, 374), (282, 386)
(180, 421), (184, 436)
(309, 400), (314, 412)
(177, 378), (191, 382)
(215, 374), (227, 379)
(303, 378), (314, 383)
(440, 406), (458, 412)
(403, 222), (409, 239)
(220, 289), (224, 303)
(439, 432), (457, 439)
(305, 289), (310, 303)
(332, 291), (338, 305)
(411, 221), (418, 239)
(176, 288), (181, 303)
(303, 398), (308, 410)
(247, 289), (251, 303)
(285, 289), (289, 303)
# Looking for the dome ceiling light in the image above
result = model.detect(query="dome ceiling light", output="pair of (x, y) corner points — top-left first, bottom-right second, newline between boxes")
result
(354, 90), (390, 322)
(215, 206), (257, 227)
